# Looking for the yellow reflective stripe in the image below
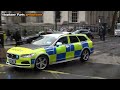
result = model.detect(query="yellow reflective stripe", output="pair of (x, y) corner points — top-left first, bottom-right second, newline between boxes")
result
(56, 45), (66, 54)
(49, 54), (56, 64)
(66, 51), (74, 60)
(73, 42), (83, 51)
(87, 40), (93, 48)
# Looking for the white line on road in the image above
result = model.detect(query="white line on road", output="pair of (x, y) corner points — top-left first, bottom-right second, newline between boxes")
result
(43, 70), (106, 79)
(0, 72), (6, 74)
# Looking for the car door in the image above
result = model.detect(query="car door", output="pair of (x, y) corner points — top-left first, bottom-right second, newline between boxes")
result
(77, 35), (90, 49)
(68, 36), (82, 59)
(54, 36), (69, 62)
(77, 36), (94, 54)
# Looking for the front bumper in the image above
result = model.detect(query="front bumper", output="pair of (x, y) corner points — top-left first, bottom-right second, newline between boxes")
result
(6, 62), (33, 68)
(6, 58), (35, 69)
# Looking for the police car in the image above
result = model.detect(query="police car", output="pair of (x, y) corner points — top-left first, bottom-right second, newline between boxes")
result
(6, 33), (94, 70)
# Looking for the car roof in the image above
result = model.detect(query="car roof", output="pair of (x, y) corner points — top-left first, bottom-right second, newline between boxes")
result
(43, 33), (87, 39)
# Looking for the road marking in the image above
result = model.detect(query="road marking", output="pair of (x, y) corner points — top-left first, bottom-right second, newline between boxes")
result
(0, 72), (6, 74)
(51, 73), (61, 79)
(43, 70), (106, 79)
(0, 64), (10, 67)
(43, 70), (70, 74)
(43, 70), (69, 79)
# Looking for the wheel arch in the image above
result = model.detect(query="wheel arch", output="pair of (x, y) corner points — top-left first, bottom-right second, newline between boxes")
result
(35, 53), (50, 64)
(80, 47), (90, 56)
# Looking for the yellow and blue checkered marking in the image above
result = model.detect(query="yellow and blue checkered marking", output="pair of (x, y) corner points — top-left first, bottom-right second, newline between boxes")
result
(74, 50), (81, 58)
(57, 53), (66, 61)
(43, 41), (93, 63)
(81, 42), (89, 48)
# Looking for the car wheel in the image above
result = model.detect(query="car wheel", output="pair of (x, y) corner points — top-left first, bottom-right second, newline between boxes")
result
(80, 49), (90, 62)
(35, 55), (49, 70)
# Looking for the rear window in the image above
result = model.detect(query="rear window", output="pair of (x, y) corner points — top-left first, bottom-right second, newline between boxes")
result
(77, 36), (87, 41)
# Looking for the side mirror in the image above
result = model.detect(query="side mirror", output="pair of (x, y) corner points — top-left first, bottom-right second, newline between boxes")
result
(56, 42), (62, 47)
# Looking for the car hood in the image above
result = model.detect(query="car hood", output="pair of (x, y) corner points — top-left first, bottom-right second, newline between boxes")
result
(7, 44), (49, 55)
(20, 44), (49, 49)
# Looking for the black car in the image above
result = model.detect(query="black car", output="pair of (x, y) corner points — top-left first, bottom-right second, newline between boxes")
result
(22, 31), (53, 44)
(72, 29), (94, 39)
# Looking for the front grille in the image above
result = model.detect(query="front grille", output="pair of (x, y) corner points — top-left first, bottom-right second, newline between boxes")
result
(21, 61), (30, 64)
(7, 53), (19, 59)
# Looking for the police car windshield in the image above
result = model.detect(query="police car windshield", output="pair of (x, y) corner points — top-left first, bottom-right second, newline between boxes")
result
(32, 36), (57, 46)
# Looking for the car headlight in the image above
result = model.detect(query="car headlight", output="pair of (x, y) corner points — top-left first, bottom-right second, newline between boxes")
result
(21, 53), (35, 58)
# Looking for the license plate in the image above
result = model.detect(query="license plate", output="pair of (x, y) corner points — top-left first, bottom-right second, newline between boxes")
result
(9, 59), (16, 64)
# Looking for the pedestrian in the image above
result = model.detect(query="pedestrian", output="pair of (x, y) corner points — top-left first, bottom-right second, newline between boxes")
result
(23, 29), (27, 36)
(98, 25), (103, 40)
(99, 24), (106, 41)
(13, 29), (22, 46)
(102, 23), (106, 41)
(6, 29), (11, 41)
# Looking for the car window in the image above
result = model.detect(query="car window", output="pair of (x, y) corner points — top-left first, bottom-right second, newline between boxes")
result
(77, 36), (87, 41)
(32, 36), (57, 46)
(69, 36), (79, 43)
(56, 36), (68, 45)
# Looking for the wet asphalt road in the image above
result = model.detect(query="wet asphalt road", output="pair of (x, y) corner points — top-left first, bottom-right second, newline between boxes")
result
(1, 61), (120, 79)
(0, 36), (120, 79)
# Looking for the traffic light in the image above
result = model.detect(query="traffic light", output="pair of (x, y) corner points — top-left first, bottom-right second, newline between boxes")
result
(55, 11), (61, 19)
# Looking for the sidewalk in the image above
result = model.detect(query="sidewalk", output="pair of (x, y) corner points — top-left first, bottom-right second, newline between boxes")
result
(4, 40), (16, 46)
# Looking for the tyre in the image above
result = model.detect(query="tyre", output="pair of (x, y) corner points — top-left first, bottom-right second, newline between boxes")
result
(80, 49), (90, 62)
(34, 55), (49, 70)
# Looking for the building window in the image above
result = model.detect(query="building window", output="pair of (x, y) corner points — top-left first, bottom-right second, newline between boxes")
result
(36, 11), (44, 23)
(72, 11), (78, 22)
(55, 11), (61, 22)
(21, 11), (26, 23)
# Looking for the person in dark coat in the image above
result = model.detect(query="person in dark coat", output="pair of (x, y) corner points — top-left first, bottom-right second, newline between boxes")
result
(13, 29), (22, 46)
(6, 29), (11, 41)
(102, 23), (106, 41)
(23, 29), (27, 36)
(99, 26), (103, 40)
(99, 24), (106, 41)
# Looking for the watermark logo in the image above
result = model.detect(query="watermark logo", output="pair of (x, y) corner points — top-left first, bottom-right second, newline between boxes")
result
(1, 12), (43, 17)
